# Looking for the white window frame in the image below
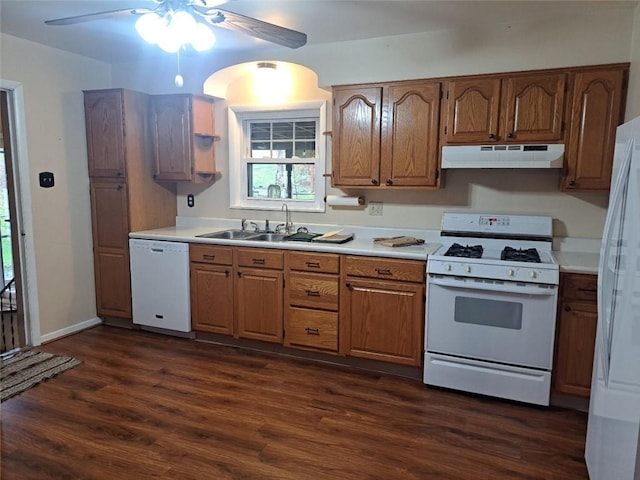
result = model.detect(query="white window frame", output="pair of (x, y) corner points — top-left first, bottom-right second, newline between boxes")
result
(228, 101), (327, 212)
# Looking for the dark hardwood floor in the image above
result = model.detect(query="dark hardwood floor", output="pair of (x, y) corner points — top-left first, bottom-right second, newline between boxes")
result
(1, 325), (588, 479)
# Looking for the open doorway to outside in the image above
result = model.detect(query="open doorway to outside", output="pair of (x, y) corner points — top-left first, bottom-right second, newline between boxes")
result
(0, 90), (25, 354)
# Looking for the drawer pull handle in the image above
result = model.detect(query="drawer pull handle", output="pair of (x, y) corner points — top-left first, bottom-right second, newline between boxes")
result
(203, 254), (215, 260)
(577, 287), (597, 293)
(305, 261), (320, 268)
(305, 290), (320, 297)
(375, 268), (392, 275)
(305, 327), (320, 336)
(564, 305), (571, 312)
(252, 258), (265, 265)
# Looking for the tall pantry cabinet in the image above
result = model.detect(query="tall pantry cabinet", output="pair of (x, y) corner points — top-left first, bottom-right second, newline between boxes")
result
(84, 89), (177, 321)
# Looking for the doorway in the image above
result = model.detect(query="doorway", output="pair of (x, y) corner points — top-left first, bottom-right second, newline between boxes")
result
(0, 90), (25, 353)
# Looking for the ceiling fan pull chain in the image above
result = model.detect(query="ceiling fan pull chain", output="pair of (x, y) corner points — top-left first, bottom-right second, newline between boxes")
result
(175, 48), (184, 88)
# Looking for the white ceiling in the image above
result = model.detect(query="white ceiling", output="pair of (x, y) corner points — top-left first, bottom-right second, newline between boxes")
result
(0, 0), (638, 64)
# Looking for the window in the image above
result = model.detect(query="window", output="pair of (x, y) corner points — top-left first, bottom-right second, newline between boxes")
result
(228, 102), (327, 212)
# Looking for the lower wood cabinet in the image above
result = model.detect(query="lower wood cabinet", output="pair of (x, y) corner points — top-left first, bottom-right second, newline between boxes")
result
(341, 256), (425, 366)
(189, 244), (234, 335)
(189, 244), (426, 367)
(553, 273), (598, 397)
(235, 248), (284, 343)
(284, 251), (340, 353)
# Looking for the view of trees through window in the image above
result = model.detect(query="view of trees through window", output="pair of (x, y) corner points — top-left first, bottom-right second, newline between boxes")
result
(247, 120), (317, 200)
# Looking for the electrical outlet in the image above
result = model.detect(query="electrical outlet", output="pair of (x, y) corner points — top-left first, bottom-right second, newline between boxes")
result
(369, 201), (383, 216)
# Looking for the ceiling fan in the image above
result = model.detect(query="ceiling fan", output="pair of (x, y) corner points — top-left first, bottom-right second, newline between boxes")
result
(44, 0), (308, 50)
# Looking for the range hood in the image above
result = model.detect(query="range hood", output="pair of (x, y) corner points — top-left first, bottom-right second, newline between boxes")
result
(441, 144), (564, 169)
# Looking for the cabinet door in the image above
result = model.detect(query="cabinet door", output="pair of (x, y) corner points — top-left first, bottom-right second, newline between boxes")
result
(94, 251), (132, 318)
(190, 263), (234, 335)
(332, 86), (382, 186)
(563, 69), (624, 191)
(236, 268), (283, 343)
(151, 95), (192, 181)
(90, 181), (131, 318)
(442, 78), (501, 144)
(90, 181), (129, 250)
(84, 90), (126, 178)
(342, 278), (424, 366)
(502, 73), (566, 142)
(553, 301), (597, 397)
(381, 82), (441, 187)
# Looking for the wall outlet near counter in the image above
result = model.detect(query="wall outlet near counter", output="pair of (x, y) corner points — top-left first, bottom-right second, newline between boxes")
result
(369, 201), (383, 216)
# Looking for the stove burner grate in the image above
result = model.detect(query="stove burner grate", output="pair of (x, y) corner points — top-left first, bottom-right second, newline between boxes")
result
(501, 246), (541, 263)
(444, 243), (484, 259)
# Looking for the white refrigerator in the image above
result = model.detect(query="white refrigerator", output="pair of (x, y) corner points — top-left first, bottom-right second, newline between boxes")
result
(585, 116), (640, 480)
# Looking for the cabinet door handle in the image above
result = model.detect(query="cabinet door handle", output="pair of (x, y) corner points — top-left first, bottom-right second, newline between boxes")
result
(375, 268), (392, 275)
(305, 261), (320, 268)
(116, 171), (123, 177)
(305, 327), (320, 336)
(507, 132), (514, 139)
(568, 180), (576, 187)
(371, 179), (379, 185)
(564, 305), (571, 312)
(252, 258), (265, 265)
(305, 290), (320, 297)
(225, 270), (229, 277)
(488, 133), (496, 139)
(237, 272), (242, 278)
(386, 178), (393, 186)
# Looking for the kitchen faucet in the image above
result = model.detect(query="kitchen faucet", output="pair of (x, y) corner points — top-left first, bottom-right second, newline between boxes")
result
(277, 203), (293, 234)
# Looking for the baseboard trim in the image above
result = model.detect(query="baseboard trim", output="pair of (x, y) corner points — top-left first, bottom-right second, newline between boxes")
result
(40, 317), (103, 344)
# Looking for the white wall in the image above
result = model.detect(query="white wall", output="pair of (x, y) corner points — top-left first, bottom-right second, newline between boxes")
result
(110, 5), (637, 239)
(0, 33), (111, 339)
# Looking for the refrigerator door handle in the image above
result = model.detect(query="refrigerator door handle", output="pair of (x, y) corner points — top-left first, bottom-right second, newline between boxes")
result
(597, 138), (634, 387)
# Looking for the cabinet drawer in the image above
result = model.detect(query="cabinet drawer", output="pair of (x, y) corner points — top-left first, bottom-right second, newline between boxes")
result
(286, 308), (338, 351)
(343, 256), (425, 282)
(190, 244), (233, 265)
(288, 272), (339, 311)
(288, 251), (340, 274)
(236, 248), (284, 270)
(562, 273), (597, 302)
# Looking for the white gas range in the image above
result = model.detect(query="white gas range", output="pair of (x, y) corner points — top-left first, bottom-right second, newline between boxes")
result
(424, 213), (559, 406)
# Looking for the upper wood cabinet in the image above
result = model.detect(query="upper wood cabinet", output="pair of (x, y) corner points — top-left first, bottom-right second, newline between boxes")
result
(563, 66), (627, 191)
(332, 80), (441, 188)
(84, 91), (127, 178)
(150, 94), (218, 183)
(442, 72), (566, 144)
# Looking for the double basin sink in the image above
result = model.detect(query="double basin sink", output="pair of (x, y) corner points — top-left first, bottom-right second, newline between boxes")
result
(196, 229), (290, 242)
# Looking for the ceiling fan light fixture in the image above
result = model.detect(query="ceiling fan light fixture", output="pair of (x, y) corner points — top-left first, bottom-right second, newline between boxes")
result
(135, 8), (216, 53)
(191, 23), (216, 52)
(135, 12), (164, 45)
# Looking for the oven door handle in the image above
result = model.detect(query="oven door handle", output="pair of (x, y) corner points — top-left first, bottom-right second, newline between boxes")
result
(428, 276), (556, 296)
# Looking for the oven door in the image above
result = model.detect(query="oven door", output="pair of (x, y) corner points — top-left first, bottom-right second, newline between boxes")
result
(426, 273), (558, 369)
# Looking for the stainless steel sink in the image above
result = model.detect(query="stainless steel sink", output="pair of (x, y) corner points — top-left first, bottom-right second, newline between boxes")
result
(196, 229), (259, 240)
(249, 233), (288, 242)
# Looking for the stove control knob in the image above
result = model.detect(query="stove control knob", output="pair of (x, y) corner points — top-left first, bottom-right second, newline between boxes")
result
(507, 269), (515, 277)
(530, 271), (537, 279)
(465, 265), (471, 273)
(445, 264), (452, 272)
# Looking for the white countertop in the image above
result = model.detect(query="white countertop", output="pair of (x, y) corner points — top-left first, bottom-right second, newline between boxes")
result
(129, 218), (442, 261)
(554, 251), (600, 275)
(129, 217), (602, 269)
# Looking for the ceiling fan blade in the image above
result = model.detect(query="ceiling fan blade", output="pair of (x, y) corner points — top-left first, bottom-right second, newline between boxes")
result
(197, 7), (307, 49)
(45, 8), (153, 26)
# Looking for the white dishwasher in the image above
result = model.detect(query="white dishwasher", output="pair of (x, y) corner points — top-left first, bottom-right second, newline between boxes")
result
(129, 239), (191, 334)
